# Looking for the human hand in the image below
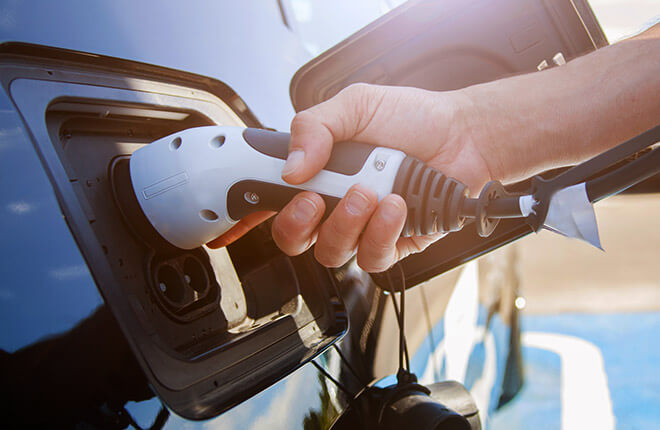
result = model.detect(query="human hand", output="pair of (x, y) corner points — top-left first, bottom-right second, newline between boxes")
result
(269, 83), (493, 272)
(209, 27), (660, 266)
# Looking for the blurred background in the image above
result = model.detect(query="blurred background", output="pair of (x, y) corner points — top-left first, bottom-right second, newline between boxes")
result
(491, 1), (660, 428)
(284, 0), (659, 427)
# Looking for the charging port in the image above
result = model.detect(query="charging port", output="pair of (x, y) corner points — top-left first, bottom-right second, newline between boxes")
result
(1, 44), (346, 419)
(151, 250), (219, 323)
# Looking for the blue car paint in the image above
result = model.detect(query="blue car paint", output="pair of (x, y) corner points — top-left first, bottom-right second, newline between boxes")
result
(0, 93), (104, 352)
(0, 1), (308, 132)
(0, 76), (340, 428)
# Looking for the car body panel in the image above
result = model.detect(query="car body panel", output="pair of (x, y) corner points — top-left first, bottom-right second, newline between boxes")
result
(0, 91), (105, 353)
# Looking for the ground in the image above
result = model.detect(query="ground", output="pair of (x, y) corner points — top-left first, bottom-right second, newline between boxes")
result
(491, 193), (660, 429)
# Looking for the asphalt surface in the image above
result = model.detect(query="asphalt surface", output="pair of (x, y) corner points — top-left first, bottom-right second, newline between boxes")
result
(489, 1), (660, 426)
(491, 313), (660, 429)
(491, 193), (660, 429)
(516, 193), (660, 315)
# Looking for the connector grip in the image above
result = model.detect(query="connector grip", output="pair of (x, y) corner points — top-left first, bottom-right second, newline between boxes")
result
(393, 157), (468, 236)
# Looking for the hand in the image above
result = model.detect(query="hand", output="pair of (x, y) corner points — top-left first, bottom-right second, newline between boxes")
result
(271, 23), (660, 272)
(210, 26), (660, 268)
(270, 83), (493, 272)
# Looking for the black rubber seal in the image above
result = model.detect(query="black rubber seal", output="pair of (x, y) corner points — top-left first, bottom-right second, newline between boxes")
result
(475, 181), (508, 237)
(109, 156), (181, 254)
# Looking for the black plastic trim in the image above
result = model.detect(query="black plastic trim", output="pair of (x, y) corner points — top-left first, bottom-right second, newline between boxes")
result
(0, 41), (262, 128)
(227, 179), (341, 221)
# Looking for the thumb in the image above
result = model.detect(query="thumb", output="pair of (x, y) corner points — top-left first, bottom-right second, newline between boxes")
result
(282, 84), (381, 184)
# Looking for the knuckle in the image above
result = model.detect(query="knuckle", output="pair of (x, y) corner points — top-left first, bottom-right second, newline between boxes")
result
(322, 215), (363, 247)
(356, 235), (396, 273)
(314, 245), (350, 268)
(271, 217), (306, 256)
(271, 228), (297, 255)
(339, 84), (369, 107)
(343, 82), (371, 95)
(356, 254), (392, 273)
(290, 110), (316, 132)
(317, 224), (350, 251)
(362, 231), (394, 254)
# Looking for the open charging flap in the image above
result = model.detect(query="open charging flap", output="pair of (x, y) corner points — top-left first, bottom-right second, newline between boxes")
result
(290, 0), (608, 288)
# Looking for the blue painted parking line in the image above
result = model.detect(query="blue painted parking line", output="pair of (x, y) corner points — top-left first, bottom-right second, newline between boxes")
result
(491, 312), (660, 429)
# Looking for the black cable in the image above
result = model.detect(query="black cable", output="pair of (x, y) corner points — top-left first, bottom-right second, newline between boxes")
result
(332, 343), (366, 386)
(387, 274), (409, 376)
(387, 265), (411, 380)
(148, 406), (170, 430)
(394, 294), (404, 374)
(460, 197), (522, 218)
(459, 126), (660, 226)
(548, 125), (660, 193)
(586, 146), (660, 203)
(480, 197), (523, 218)
(120, 406), (143, 430)
(312, 359), (355, 398)
(397, 264), (411, 372)
(398, 264), (410, 373)
(323, 266), (370, 394)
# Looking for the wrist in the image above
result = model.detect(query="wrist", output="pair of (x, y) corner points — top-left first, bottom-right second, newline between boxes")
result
(431, 89), (496, 193)
(447, 87), (508, 185)
(456, 72), (564, 185)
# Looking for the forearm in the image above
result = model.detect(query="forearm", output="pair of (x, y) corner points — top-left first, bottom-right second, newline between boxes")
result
(461, 24), (660, 184)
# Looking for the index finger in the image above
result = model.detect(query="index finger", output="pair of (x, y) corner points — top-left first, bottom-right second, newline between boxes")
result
(206, 210), (276, 248)
(282, 84), (379, 184)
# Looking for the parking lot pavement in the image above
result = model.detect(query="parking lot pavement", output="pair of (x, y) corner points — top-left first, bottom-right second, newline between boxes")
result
(491, 193), (660, 429)
(516, 194), (660, 315)
(490, 313), (660, 430)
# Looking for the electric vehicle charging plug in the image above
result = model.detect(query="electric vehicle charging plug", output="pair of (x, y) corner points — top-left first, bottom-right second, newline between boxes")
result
(114, 125), (659, 254)
(114, 126), (524, 252)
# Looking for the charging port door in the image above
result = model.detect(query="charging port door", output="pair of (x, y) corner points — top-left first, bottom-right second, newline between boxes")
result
(0, 42), (347, 420)
(289, 0), (608, 287)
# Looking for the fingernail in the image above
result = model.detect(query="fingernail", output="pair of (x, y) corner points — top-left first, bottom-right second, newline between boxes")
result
(293, 197), (317, 223)
(345, 190), (371, 215)
(282, 150), (305, 177)
(381, 199), (403, 221)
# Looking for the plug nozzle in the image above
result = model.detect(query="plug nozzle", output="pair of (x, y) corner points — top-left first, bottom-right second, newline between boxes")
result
(109, 156), (181, 254)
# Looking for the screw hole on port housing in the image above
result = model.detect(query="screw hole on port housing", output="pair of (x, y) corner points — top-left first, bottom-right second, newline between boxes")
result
(200, 209), (219, 222)
(210, 135), (225, 149)
(169, 136), (182, 151)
